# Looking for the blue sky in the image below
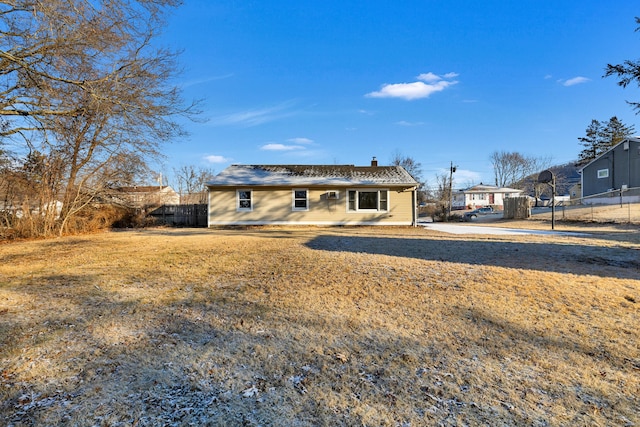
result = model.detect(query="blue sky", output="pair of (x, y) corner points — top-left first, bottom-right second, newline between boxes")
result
(158, 1), (640, 188)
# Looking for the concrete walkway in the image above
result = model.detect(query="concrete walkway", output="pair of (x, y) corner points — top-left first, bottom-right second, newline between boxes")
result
(421, 222), (588, 236)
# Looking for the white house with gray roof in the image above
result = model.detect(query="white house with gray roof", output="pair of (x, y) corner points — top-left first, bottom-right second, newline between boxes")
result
(206, 159), (419, 226)
(452, 184), (523, 210)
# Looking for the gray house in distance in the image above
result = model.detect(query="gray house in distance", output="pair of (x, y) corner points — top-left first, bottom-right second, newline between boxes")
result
(580, 136), (640, 204)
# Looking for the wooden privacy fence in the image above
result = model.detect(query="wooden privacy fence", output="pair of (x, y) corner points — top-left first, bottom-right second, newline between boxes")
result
(503, 196), (531, 219)
(149, 204), (208, 227)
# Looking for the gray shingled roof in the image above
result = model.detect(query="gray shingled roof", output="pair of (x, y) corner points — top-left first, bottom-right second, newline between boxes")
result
(461, 184), (523, 193)
(207, 164), (418, 187)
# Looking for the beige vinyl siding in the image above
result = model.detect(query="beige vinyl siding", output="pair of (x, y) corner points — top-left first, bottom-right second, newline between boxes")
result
(208, 186), (414, 226)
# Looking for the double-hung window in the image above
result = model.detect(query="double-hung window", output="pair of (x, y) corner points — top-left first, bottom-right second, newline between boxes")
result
(292, 189), (309, 211)
(237, 189), (252, 211)
(347, 189), (388, 212)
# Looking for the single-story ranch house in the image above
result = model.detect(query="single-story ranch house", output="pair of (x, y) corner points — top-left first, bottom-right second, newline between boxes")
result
(206, 159), (419, 226)
(452, 184), (523, 210)
(580, 136), (640, 204)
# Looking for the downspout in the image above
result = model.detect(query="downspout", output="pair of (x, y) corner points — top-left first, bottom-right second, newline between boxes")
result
(579, 165), (583, 202)
(628, 140), (632, 197)
(413, 186), (417, 227)
(206, 185), (211, 228)
(611, 153), (615, 191)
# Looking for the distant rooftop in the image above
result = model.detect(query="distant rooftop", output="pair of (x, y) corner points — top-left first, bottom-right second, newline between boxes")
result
(207, 164), (418, 187)
(459, 184), (523, 193)
(116, 186), (175, 193)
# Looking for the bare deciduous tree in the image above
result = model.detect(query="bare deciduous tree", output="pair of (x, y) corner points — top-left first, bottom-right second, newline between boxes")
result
(490, 151), (551, 188)
(173, 165), (215, 203)
(0, 0), (197, 236)
(390, 150), (423, 182)
(433, 172), (453, 220)
(389, 150), (428, 203)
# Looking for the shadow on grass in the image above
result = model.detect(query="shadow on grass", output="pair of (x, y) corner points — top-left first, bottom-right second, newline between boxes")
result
(0, 279), (575, 426)
(454, 305), (624, 367)
(305, 235), (640, 280)
(112, 227), (305, 239)
(2, 270), (638, 426)
(524, 218), (640, 241)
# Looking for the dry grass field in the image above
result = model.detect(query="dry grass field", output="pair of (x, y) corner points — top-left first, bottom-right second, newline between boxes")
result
(530, 202), (640, 225)
(1, 223), (639, 426)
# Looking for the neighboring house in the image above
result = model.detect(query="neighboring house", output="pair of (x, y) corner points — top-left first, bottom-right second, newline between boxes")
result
(550, 163), (581, 196)
(180, 191), (208, 205)
(452, 184), (523, 210)
(113, 186), (180, 208)
(569, 183), (581, 200)
(0, 199), (63, 219)
(580, 137), (640, 204)
(206, 160), (419, 226)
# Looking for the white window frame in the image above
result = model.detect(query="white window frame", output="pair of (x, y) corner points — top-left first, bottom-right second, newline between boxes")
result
(347, 189), (389, 212)
(236, 189), (253, 211)
(597, 169), (609, 179)
(292, 189), (309, 211)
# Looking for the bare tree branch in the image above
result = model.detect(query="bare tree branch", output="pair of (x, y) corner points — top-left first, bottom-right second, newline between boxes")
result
(0, 0), (198, 236)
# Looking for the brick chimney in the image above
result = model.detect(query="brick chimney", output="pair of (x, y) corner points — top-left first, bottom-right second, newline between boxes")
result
(371, 156), (378, 167)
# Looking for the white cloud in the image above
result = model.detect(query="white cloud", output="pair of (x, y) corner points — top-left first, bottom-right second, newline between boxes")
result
(395, 120), (424, 126)
(366, 72), (459, 100)
(260, 143), (305, 151)
(287, 137), (314, 144)
(211, 101), (297, 127)
(416, 72), (441, 83)
(181, 73), (234, 88)
(561, 76), (590, 87)
(204, 155), (230, 163)
(417, 72), (458, 82)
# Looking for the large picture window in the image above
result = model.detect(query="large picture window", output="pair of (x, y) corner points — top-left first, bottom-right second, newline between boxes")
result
(347, 189), (389, 212)
(292, 189), (309, 211)
(237, 190), (252, 211)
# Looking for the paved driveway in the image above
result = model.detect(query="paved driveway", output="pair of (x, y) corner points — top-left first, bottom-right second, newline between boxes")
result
(421, 222), (588, 236)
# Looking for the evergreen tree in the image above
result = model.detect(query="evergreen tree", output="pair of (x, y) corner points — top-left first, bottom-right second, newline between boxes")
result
(577, 117), (634, 165)
(577, 119), (603, 165)
(600, 116), (634, 150)
(604, 17), (640, 113)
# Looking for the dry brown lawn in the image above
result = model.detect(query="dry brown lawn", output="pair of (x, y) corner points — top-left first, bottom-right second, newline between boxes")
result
(530, 202), (640, 224)
(1, 224), (639, 426)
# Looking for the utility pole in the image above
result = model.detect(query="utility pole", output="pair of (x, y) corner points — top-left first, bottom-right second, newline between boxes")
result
(448, 161), (457, 220)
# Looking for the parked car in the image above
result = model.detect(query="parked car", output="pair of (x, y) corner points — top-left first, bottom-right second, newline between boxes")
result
(464, 206), (494, 220)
